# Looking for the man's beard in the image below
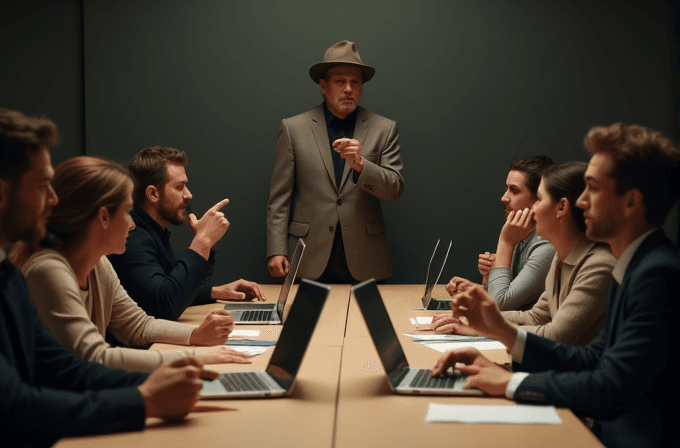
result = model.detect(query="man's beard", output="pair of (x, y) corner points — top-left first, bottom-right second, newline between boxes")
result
(159, 201), (186, 226)
(1, 195), (47, 244)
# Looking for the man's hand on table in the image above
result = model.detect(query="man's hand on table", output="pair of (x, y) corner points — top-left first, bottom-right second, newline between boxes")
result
(190, 309), (234, 346)
(268, 255), (290, 277)
(139, 357), (217, 420)
(431, 348), (512, 396)
(213, 279), (266, 302)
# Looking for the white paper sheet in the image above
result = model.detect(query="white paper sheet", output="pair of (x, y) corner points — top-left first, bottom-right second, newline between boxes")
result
(403, 333), (491, 341)
(226, 346), (270, 356)
(229, 329), (260, 337)
(421, 340), (507, 352)
(426, 403), (562, 424)
(410, 317), (434, 325)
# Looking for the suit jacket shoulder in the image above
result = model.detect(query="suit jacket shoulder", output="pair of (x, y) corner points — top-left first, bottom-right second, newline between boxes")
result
(513, 230), (680, 448)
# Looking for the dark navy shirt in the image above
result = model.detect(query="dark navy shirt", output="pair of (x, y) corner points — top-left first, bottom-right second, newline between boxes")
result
(108, 206), (214, 320)
(323, 102), (358, 188)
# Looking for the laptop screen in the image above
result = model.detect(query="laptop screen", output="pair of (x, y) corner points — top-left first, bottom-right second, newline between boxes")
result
(352, 279), (410, 389)
(266, 279), (329, 390)
(277, 239), (306, 317)
(421, 240), (452, 308)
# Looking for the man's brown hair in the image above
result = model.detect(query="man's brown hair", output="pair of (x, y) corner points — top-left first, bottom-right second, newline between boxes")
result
(509, 155), (554, 196)
(127, 146), (188, 205)
(584, 123), (680, 226)
(0, 108), (60, 181)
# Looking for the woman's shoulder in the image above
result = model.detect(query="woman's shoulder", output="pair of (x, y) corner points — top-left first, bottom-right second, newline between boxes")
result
(22, 248), (72, 276)
(584, 242), (617, 268)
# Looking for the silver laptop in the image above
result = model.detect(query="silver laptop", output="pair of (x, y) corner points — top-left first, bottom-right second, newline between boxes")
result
(421, 239), (453, 311)
(353, 279), (482, 396)
(224, 238), (305, 324)
(202, 279), (330, 398)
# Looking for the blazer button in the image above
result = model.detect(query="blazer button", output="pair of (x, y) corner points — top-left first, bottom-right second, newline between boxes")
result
(337, 199), (342, 205)
(329, 226), (334, 232)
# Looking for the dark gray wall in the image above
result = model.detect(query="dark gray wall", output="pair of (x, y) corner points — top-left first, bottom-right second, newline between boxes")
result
(3, 1), (678, 286)
(0, 0), (84, 165)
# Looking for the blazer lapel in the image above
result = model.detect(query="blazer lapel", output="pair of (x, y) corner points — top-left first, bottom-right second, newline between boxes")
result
(1, 266), (33, 381)
(309, 106), (337, 190)
(339, 108), (369, 191)
(606, 229), (665, 341)
(605, 279), (624, 343)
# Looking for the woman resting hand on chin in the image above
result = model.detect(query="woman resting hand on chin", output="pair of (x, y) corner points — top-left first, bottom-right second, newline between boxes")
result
(430, 162), (616, 345)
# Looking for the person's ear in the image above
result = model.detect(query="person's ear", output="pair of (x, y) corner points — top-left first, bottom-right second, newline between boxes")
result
(318, 79), (327, 96)
(145, 185), (159, 204)
(98, 206), (110, 229)
(623, 189), (643, 218)
(556, 198), (569, 218)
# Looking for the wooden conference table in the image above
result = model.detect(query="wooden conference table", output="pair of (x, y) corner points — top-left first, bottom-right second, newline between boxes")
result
(56, 284), (603, 448)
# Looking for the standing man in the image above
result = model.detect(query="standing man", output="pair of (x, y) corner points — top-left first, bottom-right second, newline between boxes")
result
(0, 108), (217, 446)
(267, 40), (404, 283)
(109, 146), (265, 321)
(432, 123), (680, 448)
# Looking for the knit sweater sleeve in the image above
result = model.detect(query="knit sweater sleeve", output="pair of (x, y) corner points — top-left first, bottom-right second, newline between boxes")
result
(23, 251), (195, 372)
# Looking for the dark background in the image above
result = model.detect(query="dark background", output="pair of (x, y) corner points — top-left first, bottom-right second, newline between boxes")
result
(2, 0), (678, 286)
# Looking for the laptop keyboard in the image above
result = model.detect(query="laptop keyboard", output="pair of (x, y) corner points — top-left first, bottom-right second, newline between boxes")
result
(409, 369), (458, 389)
(219, 372), (271, 392)
(241, 310), (275, 321)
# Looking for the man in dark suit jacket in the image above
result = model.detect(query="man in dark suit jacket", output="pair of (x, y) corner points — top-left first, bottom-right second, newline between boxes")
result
(432, 122), (680, 448)
(0, 108), (217, 446)
(267, 40), (404, 283)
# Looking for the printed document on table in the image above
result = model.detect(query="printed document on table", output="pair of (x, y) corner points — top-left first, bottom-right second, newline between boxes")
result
(421, 340), (506, 352)
(410, 317), (434, 325)
(229, 329), (260, 337)
(426, 403), (562, 424)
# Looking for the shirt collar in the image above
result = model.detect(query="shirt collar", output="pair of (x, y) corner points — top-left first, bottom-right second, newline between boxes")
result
(563, 239), (598, 266)
(323, 102), (358, 127)
(519, 230), (536, 250)
(611, 227), (660, 284)
(132, 205), (171, 240)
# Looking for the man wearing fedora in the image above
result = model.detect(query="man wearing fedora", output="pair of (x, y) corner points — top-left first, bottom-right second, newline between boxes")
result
(267, 40), (404, 283)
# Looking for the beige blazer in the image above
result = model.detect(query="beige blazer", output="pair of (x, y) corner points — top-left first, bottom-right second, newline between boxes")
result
(502, 241), (616, 345)
(267, 105), (404, 281)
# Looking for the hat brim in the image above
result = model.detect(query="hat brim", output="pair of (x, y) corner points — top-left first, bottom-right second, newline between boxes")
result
(309, 62), (375, 84)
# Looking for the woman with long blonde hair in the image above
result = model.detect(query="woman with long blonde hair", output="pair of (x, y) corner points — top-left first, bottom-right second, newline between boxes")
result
(20, 156), (252, 372)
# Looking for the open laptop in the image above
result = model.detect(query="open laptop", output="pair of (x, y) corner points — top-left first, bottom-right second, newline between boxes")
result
(224, 238), (305, 324)
(353, 279), (482, 396)
(202, 278), (330, 398)
(421, 239), (453, 310)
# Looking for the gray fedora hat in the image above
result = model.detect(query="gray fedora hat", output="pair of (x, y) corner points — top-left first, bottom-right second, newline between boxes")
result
(309, 40), (375, 83)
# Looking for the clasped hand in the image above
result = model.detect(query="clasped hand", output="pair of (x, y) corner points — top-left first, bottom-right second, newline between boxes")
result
(190, 309), (234, 346)
(139, 357), (218, 420)
(333, 138), (363, 169)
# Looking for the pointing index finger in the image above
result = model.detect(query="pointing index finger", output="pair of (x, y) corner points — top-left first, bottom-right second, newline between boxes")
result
(211, 199), (230, 212)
